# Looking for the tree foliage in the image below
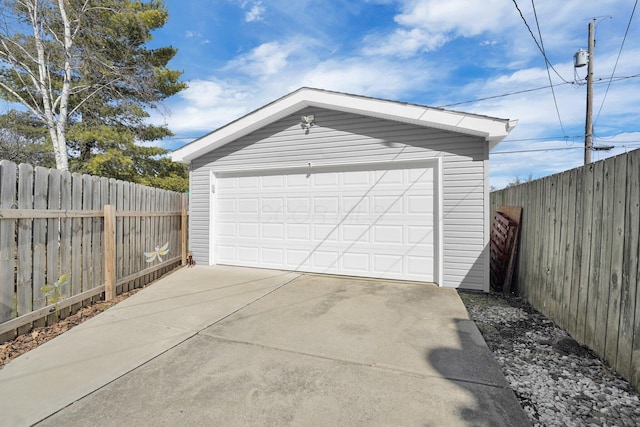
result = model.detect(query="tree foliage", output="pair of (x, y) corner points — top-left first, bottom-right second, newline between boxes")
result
(0, 110), (55, 166)
(0, 0), (188, 191)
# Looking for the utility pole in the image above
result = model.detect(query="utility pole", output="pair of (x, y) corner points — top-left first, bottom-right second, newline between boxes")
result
(584, 19), (595, 165)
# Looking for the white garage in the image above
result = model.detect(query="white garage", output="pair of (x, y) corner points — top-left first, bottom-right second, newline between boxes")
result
(171, 88), (516, 291)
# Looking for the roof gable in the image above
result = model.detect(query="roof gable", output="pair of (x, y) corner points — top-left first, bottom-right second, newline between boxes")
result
(171, 87), (517, 164)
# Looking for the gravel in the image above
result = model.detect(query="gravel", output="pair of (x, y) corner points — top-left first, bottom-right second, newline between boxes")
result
(459, 291), (640, 427)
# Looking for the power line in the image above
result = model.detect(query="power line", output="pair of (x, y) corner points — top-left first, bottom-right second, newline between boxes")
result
(531, 0), (566, 135)
(511, 0), (572, 84)
(492, 141), (640, 155)
(489, 140), (640, 155)
(594, 0), (638, 126)
(491, 146), (583, 154)
(435, 73), (640, 108)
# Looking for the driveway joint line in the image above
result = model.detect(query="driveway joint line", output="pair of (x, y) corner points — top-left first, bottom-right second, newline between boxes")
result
(197, 333), (510, 391)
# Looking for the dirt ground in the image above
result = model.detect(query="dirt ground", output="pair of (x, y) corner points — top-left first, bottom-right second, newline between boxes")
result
(0, 288), (143, 370)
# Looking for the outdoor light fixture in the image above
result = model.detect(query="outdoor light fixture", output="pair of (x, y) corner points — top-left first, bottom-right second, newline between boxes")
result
(300, 114), (315, 133)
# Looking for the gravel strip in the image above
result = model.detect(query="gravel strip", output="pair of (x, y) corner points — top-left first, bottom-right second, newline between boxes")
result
(459, 291), (640, 427)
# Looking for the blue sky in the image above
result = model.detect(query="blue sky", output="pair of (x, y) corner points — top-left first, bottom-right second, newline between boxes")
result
(149, 0), (640, 189)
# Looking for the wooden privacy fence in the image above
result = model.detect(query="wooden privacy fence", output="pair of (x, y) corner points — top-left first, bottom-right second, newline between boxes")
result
(0, 160), (188, 342)
(490, 148), (640, 392)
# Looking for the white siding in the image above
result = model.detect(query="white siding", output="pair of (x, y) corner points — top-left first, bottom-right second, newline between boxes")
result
(188, 166), (211, 265)
(189, 107), (488, 290)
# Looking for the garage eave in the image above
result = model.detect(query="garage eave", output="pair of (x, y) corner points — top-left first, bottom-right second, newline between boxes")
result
(171, 87), (517, 164)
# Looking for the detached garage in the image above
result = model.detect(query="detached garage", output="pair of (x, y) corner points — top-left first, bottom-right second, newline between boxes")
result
(171, 88), (516, 291)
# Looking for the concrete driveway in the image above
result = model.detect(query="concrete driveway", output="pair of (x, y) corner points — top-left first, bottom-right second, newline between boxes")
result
(0, 266), (529, 426)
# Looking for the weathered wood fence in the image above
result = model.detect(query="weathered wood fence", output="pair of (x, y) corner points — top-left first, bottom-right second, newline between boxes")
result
(0, 160), (188, 342)
(490, 148), (640, 392)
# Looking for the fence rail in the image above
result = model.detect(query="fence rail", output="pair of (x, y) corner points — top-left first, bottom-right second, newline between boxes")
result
(490, 148), (640, 392)
(0, 160), (188, 342)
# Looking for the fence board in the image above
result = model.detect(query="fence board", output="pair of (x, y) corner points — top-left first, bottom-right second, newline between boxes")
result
(584, 161), (605, 349)
(32, 167), (49, 327)
(593, 161), (614, 356)
(569, 167), (585, 334)
(47, 169), (61, 287)
(550, 175), (562, 321)
(45, 169), (62, 324)
(59, 170), (72, 318)
(71, 174), (83, 300)
(560, 171), (576, 330)
(17, 164), (34, 323)
(604, 155), (627, 366)
(82, 175), (93, 292)
(122, 181), (131, 290)
(575, 164), (595, 344)
(92, 177), (103, 292)
(618, 151), (640, 379)
(134, 184), (142, 289)
(116, 180), (124, 290)
(0, 161), (17, 333)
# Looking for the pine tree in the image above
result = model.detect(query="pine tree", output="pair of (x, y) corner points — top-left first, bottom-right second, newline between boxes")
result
(0, 0), (187, 191)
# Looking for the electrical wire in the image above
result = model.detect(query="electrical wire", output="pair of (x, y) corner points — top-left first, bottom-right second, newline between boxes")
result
(491, 142), (640, 155)
(531, 0), (566, 135)
(511, 0), (572, 84)
(594, 0), (638, 126)
(491, 146), (583, 154)
(435, 73), (640, 109)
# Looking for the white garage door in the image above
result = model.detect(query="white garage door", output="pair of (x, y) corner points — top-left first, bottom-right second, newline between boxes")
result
(214, 162), (436, 282)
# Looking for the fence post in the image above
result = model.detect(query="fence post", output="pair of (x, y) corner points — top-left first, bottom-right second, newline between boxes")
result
(181, 195), (188, 266)
(104, 204), (116, 300)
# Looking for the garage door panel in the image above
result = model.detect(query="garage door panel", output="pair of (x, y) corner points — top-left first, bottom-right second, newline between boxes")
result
(343, 170), (370, 186)
(313, 173), (338, 186)
(262, 223), (284, 239)
(375, 169), (404, 184)
(262, 175), (284, 189)
(342, 252), (370, 272)
(314, 197), (339, 214)
(407, 225), (433, 244)
(218, 222), (236, 237)
(287, 223), (310, 240)
(238, 223), (258, 238)
(217, 198), (236, 213)
(287, 174), (310, 187)
(314, 224), (339, 242)
(261, 247), (284, 264)
(238, 246), (259, 262)
(238, 176), (259, 190)
(215, 164), (435, 282)
(343, 196), (369, 215)
(286, 249), (310, 268)
(373, 254), (404, 275)
(373, 195), (403, 214)
(374, 225), (404, 244)
(408, 256), (433, 275)
(314, 251), (340, 269)
(342, 224), (370, 243)
(238, 198), (259, 214)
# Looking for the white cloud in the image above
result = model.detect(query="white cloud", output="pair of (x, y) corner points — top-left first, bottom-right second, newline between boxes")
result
(245, 1), (265, 22)
(363, 28), (449, 56)
(395, 0), (514, 36)
(184, 30), (210, 44)
(154, 80), (254, 134)
(224, 41), (299, 78)
(299, 57), (433, 99)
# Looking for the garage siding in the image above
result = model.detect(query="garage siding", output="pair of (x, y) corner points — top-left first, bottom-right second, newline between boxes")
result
(188, 167), (211, 265)
(190, 107), (488, 289)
